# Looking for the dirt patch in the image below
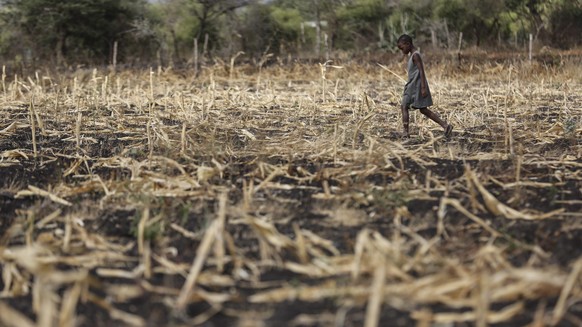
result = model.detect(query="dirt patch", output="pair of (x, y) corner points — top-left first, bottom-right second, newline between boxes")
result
(1, 60), (582, 326)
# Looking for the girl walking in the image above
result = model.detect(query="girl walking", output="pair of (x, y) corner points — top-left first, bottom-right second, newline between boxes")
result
(397, 34), (453, 138)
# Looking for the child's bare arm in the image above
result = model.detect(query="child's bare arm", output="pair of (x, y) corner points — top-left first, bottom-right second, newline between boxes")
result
(412, 53), (428, 97)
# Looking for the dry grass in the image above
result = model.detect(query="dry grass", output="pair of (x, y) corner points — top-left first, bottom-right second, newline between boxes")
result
(0, 55), (581, 326)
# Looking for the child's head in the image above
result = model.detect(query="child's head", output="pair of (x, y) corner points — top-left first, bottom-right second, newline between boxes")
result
(397, 34), (413, 55)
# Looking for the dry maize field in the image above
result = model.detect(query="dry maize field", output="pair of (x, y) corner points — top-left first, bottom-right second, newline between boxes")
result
(0, 54), (581, 327)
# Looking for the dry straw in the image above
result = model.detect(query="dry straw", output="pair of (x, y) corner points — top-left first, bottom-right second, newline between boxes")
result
(0, 56), (580, 326)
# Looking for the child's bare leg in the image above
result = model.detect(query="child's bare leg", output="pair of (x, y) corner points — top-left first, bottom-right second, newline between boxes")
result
(401, 105), (410, 137)
(419, 108), (448, 129)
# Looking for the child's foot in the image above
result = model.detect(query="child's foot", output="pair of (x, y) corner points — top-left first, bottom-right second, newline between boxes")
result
(444, 124), (453, 138)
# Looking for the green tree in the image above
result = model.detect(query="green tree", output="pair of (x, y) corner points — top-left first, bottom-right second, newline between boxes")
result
(505, 0), (548, 37)
(150, 0), (254, 62)
(388, 1), (433, 33)
(238, 3), (275, 56)
(546, 0), (582, 48)
(0, 0), (147, 66)
(188, 0), (253, 40)
(336, 0), (395, 49)
(269, 6), (303, 53)
(237, 4), (303, 57)
(147, 0), (198, 65)
(271, 0), (343, 56)
(435, 0), (506, 47)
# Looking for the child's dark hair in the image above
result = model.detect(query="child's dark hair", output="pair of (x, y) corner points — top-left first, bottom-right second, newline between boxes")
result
(397, 34), (413, 45)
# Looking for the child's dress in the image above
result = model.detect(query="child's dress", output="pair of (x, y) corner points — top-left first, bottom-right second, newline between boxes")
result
(403, 50), (433, 109)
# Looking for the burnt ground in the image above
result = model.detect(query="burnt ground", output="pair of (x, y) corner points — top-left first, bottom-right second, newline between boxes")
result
(1, 65), (582, 327)
(1, 129), (581, 326)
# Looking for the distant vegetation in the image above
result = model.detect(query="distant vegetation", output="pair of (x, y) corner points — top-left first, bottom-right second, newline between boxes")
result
(0, 0), (580, 69)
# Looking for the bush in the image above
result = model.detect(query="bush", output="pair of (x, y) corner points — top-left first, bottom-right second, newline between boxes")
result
(547, 2), (582, 49)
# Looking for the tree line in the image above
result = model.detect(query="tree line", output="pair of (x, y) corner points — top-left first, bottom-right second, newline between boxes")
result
(0, 0), (580, 69)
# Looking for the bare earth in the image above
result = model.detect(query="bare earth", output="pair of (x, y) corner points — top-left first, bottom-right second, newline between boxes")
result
(0, 55), (581, 326)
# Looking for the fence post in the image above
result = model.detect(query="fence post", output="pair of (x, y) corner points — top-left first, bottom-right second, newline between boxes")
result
(112, 40), (118, 71)
(193, 37), (198, 76)
(528, 34), (533, 62)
